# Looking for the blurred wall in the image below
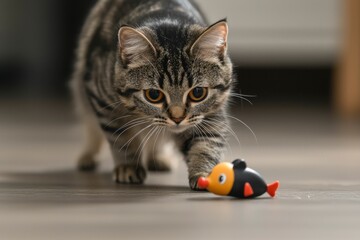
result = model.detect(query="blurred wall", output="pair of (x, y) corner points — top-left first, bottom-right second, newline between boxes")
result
(0, 0), (341, 103)
(196, 0), (341, 65)
(0, 0), (95, 97)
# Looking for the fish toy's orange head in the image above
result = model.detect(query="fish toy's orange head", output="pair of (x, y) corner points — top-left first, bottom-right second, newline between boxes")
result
(197, 162), (235, 196)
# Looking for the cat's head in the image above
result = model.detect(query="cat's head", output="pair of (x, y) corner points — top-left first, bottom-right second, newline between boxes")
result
(115, 20), (233, 133)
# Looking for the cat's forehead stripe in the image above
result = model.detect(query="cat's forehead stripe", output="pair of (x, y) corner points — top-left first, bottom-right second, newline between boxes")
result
(158, 73), (164, 89)
(161, 55), (174, 86)
(180, 53), (194, 88)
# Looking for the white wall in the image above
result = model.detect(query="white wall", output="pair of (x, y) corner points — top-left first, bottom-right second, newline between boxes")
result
(196, 0), (341, 65)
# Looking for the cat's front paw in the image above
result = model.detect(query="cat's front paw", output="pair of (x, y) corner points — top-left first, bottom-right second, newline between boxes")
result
(113, 165), (147, 184)
(189, 173), (208, 191)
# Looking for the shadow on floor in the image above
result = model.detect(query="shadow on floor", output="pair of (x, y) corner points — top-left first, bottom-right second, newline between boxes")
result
(0, 170), (191, 205)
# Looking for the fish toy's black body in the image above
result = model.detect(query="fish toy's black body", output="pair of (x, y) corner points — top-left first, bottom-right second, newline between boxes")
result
(198, 159), (279, 198)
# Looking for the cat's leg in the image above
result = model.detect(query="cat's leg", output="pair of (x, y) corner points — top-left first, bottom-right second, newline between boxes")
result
(186, 142), (223, 190)
(77, 118), (104, 171)
(109, 126), (149, 184)
(182, 125), (227, 190)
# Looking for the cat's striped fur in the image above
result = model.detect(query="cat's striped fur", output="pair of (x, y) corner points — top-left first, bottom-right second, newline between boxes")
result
(71, 0), (234, 189)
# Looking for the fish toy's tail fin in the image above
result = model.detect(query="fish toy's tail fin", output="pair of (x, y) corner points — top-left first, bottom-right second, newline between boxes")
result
(267, 181), (280, 197)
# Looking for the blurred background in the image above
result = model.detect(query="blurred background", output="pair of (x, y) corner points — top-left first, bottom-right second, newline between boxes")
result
(1, 1), (360, 239)
(1, 0), (359, 115)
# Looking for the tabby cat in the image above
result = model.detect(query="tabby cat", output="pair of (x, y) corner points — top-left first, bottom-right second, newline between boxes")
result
(71, 0), (234, 190)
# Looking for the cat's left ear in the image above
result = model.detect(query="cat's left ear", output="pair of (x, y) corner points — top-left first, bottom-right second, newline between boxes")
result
(190, 19), (228, 61)
(118, 26), (157, 68)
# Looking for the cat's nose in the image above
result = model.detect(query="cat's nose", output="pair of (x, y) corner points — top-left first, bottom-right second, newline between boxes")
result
(171, 116), (185, 124)
(169, 106), (185, 124)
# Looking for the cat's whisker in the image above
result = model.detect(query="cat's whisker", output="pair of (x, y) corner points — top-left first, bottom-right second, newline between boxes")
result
(146, 126), (162, 165)
(113, 121), (149, 152)
(198, 122), (218, 139)
(223, 114), (258, 143)
(111, 118), (150, 138)
(190, 118), (207, 140)
(201, 121), (234, 156)
(152, 126), (165, 164)
(199, 122), (233, 157)
(197, 123), (217, 141)
(233, 92), (257, 98)
(229, 93), (254, 105)
(97, 99), (124, 113)
(111, 102), (125, 115)
(152, 117), (169, 126)
(105, 115), (135, 127)
(161, 123), (167, 139)
(115, 116), (150, 129)
(203, 118), (242, 148)
(123, 124), (155, 164)
(119, 123), (154, 153)
(113, 120), (151, 149)
(191, 124), (201, 139)
(135, 125), (156, 158)
(135, 126), (159, 168)
(193, 123), (207, 143)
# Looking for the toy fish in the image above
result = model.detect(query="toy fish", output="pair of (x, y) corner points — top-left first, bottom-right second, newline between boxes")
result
(197, 159), (279, 198)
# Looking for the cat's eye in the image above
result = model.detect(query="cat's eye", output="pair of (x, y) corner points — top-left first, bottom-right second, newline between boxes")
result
(188, 87), (208, 102)
(144, 89), (164, 103)
(218, 174), (227, 184)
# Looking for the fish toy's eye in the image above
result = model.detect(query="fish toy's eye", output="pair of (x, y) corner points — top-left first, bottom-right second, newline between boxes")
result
(218, 174), (227, 184)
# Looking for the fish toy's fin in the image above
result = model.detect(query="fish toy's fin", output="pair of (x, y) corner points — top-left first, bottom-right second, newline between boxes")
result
(232, 159), (247, 170)
(267, 181), (280, 197)
(244, 182), (254, 197)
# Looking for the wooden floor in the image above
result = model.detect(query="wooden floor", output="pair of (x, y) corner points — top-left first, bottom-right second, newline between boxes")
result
(1, 100), (360, 240)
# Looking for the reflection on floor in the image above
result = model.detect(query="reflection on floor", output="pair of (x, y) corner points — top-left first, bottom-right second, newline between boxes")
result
(1, 99), (360, 240)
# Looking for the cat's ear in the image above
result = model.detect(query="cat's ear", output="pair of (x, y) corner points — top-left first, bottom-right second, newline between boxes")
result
(118, 26), (157, 68)
(190, 20), (228, 61)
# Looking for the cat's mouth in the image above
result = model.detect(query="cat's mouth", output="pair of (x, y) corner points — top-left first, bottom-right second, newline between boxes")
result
(167, 115), (203, 133)
(154, 116), (203, 133)
(168, 124), (190, 133)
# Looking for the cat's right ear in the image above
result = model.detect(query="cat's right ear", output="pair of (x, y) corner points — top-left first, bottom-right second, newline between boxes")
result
(118, 26), (157, 68)
(190, 20), (228, 62)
